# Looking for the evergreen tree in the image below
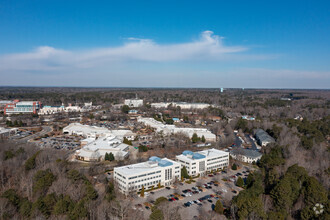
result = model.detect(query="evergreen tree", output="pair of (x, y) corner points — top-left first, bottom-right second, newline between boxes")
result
(232, 163), (237, 170)
(236, 177), (244, 187)
(181, 166), (189, 179)
(109, 152), (115, 161)
(214, 200), (224, 214)
(201, 135), (206, 143)
(104, 152), (109, 161)
(149, 208), (164, 220)
(191, 133), (199, 143)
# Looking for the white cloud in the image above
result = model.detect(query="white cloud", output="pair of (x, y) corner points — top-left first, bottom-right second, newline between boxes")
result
(0, 31), (249, 72)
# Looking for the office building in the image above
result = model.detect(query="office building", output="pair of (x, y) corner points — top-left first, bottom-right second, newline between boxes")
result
(4, 101), (42, 114)
(230, 148), (262, 163)
(124, 99), (144, 107)
(176, 148), (229, 176)
(114, 157), (181, 194)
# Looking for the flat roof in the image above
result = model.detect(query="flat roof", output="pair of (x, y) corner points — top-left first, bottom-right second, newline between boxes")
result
(177, 148), (228, 162)
(115, 158), (179, 176)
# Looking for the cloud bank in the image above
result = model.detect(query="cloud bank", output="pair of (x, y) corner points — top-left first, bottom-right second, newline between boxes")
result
(0, 31), (247, 72)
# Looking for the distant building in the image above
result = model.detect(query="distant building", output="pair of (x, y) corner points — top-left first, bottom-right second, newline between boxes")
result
(255, 129), (275, 146)
(0, 100), (14, 112)
(176, 149), (229, 176)
(63, 123), (136, 140)
(172, 118), (180, 123)
(124, 99), (144, 107)
(4, 100), (42, 114)
(114, 157), (181, 194)
(151, 102), (210, 109)
(137, 117), (216, 142)
(242, 115), (255, 121)
(230, 148), (262, 163)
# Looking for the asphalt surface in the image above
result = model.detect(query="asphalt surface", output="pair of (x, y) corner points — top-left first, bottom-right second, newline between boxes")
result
(18, 126), (53, 143)
(133, 166), (253, 219)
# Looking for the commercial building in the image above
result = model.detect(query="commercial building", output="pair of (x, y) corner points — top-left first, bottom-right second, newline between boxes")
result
(63, 123), (136, 140)
(0, 127), (13, 139)
(176, 148), (229, 176)
(230, 148), (262, 163)
(0, 100), (14, 112)
(255, 129), (275, 146)
(38, 102), (98, 115)
(75, 135), (130, 162)
(137, 117), (216, 142)
(124, 99), (144, 107)
(114, 157), (181, 194)
(151, 102), (210, 109)
(4, 101), (42, 114)
(63, 123), (110, 138)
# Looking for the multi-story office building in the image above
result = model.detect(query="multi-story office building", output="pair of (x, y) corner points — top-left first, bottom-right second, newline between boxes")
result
(4, 101), (42, 114)
(176, 148), (229, 176)
(114, 157), (181, 194)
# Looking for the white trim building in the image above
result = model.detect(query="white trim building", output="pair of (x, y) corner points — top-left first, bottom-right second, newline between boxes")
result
(137, 117), (216, 142)
(230, 148), (262, 163)
(114, 157), (181, 194)
(176, 148), (229, 177)
(124, 99), (144, 108)
(151, 102), (210, 109)
(75, 136), (130, 162)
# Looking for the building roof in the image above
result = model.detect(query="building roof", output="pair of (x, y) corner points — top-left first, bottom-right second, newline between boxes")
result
(255, 129), (275, 143)
(230, 148), (262, 158)
(177, 148), (228, 162)
(114, 158), (179, 176)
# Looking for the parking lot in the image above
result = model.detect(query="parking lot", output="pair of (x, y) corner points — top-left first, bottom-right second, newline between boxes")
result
(132, 166), (253, 219)
(38, 135), (82, 150)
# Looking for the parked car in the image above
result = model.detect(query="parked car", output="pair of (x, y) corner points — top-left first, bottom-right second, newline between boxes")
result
(166, 187), (171, 190)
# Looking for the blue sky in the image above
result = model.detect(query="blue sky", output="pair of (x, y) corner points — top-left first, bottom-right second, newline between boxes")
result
(0, 0), (329, 88)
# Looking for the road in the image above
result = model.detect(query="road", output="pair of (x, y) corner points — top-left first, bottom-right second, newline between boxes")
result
(18, 126), (53, 143)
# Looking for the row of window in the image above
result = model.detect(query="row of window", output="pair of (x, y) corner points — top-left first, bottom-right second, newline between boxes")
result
(129, 175), (161, 185)
(128, 170), (161, 180)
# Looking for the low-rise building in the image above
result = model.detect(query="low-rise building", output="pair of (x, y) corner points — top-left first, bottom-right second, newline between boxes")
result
(230, 148), (262, 163)
(63, 123), (110, 138)
(0, 127), (12, 139)
(255, 129), (275, 146)
(176, 148), (229, 177)
(114, 157), (181, 194)
(151, 102), (210, 109)
(75, 136), (130, 162)
(137, 117), (216, 142)
(124, 99), (144, 107)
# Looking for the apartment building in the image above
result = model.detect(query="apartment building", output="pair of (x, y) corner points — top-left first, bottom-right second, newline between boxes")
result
(114, 157), (181, 194)
(176, 148), (229, 177)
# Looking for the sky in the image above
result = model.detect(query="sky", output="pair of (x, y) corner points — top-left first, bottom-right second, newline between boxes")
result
(0, 0), (329, 88)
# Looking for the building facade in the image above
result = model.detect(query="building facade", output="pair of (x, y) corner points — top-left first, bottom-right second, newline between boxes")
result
(4, 101), (42, 114)
(124, 99), (144, 107)
(176, 148), (229, 177)
(114, 157), (181, 194)
(230, 148), (262, 163)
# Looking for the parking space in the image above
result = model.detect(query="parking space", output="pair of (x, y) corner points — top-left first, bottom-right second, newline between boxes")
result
(132, 166), (253, 219)
(38, 135), (82, 150)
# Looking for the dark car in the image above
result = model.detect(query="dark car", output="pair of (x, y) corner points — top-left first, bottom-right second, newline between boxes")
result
(166, 187), (171, 190)
(181, 194), (186, 197)
(174, 197), (179, 200)
(232, 190), (237, 194)
(214, 184), (219, 186)
(208, 199), (213, 203)
(150, 191), (155, 194)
